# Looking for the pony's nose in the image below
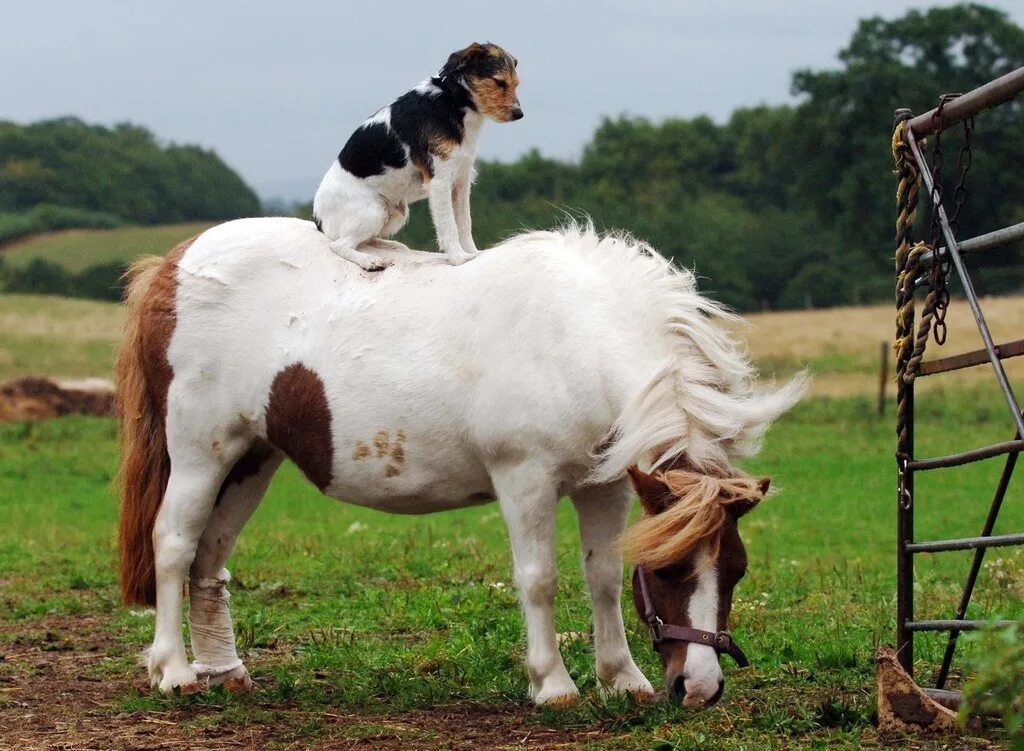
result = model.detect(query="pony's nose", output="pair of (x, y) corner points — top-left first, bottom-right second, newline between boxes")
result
(706, 678), (726, 706)
(668, 672), (687, 702)
(680, 674), (726, 708)
(510, 105), (524, 121)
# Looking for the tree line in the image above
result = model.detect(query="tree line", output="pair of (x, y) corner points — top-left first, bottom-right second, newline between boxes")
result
(2, 4), (1022, 311)
(393, 3), (1024, 311)
(0, 117), (260, 234)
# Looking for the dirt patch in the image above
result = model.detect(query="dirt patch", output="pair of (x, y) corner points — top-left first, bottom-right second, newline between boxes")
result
(0, 615), (607, 751)
(0, 377), (114, 422)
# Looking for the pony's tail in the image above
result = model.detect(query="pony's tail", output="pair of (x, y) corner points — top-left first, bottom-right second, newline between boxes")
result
(116, 256), (168, 607)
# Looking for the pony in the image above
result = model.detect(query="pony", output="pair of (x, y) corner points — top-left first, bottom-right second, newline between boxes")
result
(116, 218), (805, 706)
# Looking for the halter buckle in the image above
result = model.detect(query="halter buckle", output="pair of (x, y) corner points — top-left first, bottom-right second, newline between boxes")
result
(648, 618), (665, 645)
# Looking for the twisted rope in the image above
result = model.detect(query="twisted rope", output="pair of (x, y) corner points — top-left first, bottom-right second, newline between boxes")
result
(893, 114), (922, 453)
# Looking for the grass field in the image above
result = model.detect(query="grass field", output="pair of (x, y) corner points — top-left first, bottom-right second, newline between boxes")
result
(1, 392), (1022, 749)
(2, 289), (1023, 398)
(0, 223), (213, 274)
(2, 238), (1023, 748)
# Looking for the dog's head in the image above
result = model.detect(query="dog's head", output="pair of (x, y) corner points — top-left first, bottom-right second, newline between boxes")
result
(440, 42), (522, 123)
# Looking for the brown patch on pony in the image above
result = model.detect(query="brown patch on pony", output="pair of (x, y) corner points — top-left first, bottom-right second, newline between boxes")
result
(385, 464), (401, 478)
(369, 429), (406, 465)
(621, 467), (765, 570)
(117, 236), (197, 606)
(352, 442), (371, 461)
(266, 364), (334, 491)
(215, 440), (276, 505)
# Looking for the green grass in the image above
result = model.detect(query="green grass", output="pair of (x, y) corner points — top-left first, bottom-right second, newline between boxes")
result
(0, 222), (212, 273)
(1, 388), (1021, 748)
(0, 294), (122, 381)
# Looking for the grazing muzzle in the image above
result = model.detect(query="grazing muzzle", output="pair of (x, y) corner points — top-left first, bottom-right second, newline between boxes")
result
(633, 565), (750, 668)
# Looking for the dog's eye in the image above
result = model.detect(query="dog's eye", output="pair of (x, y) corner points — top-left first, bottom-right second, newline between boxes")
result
(492, 78), (508, 89)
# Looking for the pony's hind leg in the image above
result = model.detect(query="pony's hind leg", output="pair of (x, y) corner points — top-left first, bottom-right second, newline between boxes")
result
(188, 444), (284, 692)
(571, 480), (654, 698)
(148, 424), (247, 692)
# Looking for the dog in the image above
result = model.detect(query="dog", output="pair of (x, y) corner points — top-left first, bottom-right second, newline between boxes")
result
(313, 42), (522, 271)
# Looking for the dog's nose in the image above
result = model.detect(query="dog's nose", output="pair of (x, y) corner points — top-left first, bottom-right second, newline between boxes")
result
(510, 106), (524, 121)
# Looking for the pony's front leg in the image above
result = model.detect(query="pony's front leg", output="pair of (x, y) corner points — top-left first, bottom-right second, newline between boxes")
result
(571, 481), (654, 699)
(491, 462), (578, 706)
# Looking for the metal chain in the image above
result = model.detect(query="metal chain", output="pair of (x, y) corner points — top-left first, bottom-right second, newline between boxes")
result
(926, 94), (965, 346)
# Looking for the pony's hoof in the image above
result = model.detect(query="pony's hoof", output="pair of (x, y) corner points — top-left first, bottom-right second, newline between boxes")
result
(157, 672), (206, 694)
(223, 673), (254, 693)
(538, 692), (579, 708)
(151, 659), (204, 695)
(178, 678), (209, 695)
(533, 677), (580, 707)
(208, 665), (254, 693)
(196, 662), (253, 693)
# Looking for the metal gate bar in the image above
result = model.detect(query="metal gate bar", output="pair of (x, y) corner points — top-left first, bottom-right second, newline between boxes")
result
(920, 221), (1024, 267)
(893, 66), (1024, 685)
(906, 530), (1024, 553)
(919, 338), (1024, 377)
(905, 126), (1024, 438)
(935, 444), (1019, 687)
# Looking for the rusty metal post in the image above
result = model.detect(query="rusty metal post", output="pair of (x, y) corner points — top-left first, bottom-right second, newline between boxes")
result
(908, 67), (1024, 137)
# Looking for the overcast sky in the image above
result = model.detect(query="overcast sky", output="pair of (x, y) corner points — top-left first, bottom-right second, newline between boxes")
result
(3, 1), (1022, 202)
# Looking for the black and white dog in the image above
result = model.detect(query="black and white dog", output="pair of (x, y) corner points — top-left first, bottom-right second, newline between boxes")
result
(313, 42), (522, 271)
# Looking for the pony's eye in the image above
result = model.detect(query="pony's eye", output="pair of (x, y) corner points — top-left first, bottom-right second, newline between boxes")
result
(493, 78), (508, 90)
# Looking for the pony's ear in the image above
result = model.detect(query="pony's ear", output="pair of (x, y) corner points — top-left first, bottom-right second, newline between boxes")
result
(627, 466), (672, 515)
(728, 479), (770, 519)
(727, 496), (761, 519)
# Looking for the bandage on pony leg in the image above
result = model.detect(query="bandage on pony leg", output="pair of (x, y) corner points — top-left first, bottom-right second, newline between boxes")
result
(188, 568), (252, 691)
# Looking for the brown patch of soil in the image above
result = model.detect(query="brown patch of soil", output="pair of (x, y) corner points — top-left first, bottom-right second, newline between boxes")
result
(0, 614), (605, 750)
(0, 377), (114, 422)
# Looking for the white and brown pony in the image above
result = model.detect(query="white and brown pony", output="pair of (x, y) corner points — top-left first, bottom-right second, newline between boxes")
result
(116, 218), (805, 706)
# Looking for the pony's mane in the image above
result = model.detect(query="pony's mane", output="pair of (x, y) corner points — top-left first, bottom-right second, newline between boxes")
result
(620, 469), (763, 569)
(504, 222), (808, 480)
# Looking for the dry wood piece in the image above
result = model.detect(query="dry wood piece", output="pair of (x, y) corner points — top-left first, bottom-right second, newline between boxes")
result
(876, 645), (959, 736)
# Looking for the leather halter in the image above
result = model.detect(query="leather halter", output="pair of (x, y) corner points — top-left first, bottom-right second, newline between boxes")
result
(633, 565), (750, 668)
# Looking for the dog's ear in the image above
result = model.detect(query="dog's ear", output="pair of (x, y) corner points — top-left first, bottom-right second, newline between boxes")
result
(442, 43), (488, 78)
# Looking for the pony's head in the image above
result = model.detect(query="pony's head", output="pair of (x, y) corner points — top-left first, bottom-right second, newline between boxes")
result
(622, 464), (769, 707)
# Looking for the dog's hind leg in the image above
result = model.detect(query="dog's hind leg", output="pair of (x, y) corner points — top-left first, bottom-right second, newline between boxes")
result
(326, 196), (393, 271)
(188, 442), (284, 692)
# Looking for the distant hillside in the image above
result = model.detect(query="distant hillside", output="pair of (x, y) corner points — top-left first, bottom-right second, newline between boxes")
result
(0, 117), (260, 226)
(1, 222), (212, 273)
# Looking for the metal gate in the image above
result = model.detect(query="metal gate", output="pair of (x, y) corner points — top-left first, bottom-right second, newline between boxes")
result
(891, 66), (1024, 696)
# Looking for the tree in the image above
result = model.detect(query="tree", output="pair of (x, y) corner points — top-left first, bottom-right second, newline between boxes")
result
(791, 4), (1024, 297)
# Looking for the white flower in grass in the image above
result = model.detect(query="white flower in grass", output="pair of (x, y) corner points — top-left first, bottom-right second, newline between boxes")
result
(346, 521), (368, 535)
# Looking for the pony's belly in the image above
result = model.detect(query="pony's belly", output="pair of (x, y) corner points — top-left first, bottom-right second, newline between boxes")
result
(324, 457), (495, 515)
